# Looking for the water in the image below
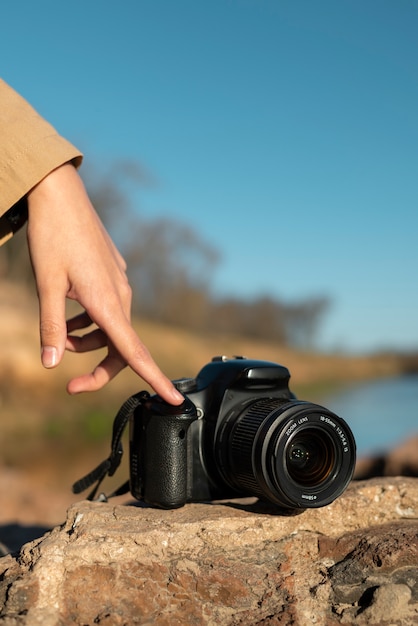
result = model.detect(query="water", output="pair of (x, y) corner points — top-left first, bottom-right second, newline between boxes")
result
(320, 374), (418, 457)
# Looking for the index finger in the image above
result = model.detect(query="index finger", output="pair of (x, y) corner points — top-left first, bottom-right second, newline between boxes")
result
(84, 303), (184, 404)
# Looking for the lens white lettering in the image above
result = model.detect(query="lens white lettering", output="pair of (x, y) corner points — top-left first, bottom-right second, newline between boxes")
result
(320, 415), (350, 452)
(320, 415), (336, 428)
(285, 422), (297, 437)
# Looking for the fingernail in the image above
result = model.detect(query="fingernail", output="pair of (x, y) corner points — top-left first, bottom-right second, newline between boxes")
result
(42, 346), (58, 368)
(171, 388), (185, 404)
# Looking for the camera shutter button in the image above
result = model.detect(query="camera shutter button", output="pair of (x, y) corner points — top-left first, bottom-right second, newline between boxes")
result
(174, 377), (198, 393)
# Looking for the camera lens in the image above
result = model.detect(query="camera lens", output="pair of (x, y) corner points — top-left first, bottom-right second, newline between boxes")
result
(286, 429), (335, 487)
(216, 398), (355, 509)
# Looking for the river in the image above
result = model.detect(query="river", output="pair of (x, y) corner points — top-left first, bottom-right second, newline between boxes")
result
(320, 374), (418, 457)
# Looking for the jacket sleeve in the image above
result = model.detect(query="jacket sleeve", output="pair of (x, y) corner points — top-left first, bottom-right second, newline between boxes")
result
(0, 78), (83, 244)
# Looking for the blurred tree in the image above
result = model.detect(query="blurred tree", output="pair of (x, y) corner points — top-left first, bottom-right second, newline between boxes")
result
(82, 161), (220, 324)
(210, 296), (288, 343)
(207, 295), (330, 347)
(123, 216), (219, 325)
(284, 296), (331, 348)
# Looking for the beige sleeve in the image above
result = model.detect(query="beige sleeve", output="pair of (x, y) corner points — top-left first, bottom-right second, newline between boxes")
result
(0, 78), (83, 244)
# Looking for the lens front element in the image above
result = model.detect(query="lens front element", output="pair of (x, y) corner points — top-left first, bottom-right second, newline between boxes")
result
(286, 429), (336, 487)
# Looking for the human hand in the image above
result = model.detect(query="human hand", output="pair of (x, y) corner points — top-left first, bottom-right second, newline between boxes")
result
(26, 163), (183, 404)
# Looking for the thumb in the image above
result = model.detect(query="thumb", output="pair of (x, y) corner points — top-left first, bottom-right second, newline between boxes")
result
(38, 289), (67, 369)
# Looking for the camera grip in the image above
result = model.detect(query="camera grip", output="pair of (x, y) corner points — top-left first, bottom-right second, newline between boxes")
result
(130, 397), (197, 509)
(144, 414), (194, 508)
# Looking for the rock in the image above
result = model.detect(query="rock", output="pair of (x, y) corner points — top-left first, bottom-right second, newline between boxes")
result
(355, 434), (418, 479)
(0, 477), (417, 625)
(352, 583), (413, 625)
(323, 520), (418, 624)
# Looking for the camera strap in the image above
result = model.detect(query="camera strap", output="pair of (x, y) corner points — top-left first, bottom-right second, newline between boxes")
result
(72, 391), (149, 501)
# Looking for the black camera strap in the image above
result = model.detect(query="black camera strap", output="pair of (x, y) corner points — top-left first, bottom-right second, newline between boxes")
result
(72, 391), (149, 501)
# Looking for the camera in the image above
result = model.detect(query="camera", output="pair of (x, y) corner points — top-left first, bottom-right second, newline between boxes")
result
(128, 356), (356, 510)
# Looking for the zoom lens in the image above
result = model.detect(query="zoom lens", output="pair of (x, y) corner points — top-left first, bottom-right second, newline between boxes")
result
(216, 398), (356, 509)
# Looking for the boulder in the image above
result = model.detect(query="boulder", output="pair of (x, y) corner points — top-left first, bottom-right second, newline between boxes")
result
(0, 477), (417, 625)
(355, 434), (418, 479)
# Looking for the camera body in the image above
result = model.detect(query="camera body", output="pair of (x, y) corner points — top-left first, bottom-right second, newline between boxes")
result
(129, 356), (356, 510)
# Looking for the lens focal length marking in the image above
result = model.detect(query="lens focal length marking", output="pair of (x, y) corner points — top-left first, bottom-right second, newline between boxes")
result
(319, 414), (351, 453)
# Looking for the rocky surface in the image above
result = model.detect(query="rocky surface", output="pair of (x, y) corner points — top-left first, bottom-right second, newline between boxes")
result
(0, 477), (416, 625)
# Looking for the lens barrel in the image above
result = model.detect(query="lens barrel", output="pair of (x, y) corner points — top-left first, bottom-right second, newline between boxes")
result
(216, 398), (356, 509)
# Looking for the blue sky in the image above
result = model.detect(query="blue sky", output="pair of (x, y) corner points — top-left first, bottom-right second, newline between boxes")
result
(2, 0), (417, 353)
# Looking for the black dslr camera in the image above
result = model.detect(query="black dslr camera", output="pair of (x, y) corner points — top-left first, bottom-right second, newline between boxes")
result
(74, 356), (356, 511)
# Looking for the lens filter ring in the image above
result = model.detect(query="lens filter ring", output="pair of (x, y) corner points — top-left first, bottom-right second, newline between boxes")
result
(219, 398), (356, 510)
